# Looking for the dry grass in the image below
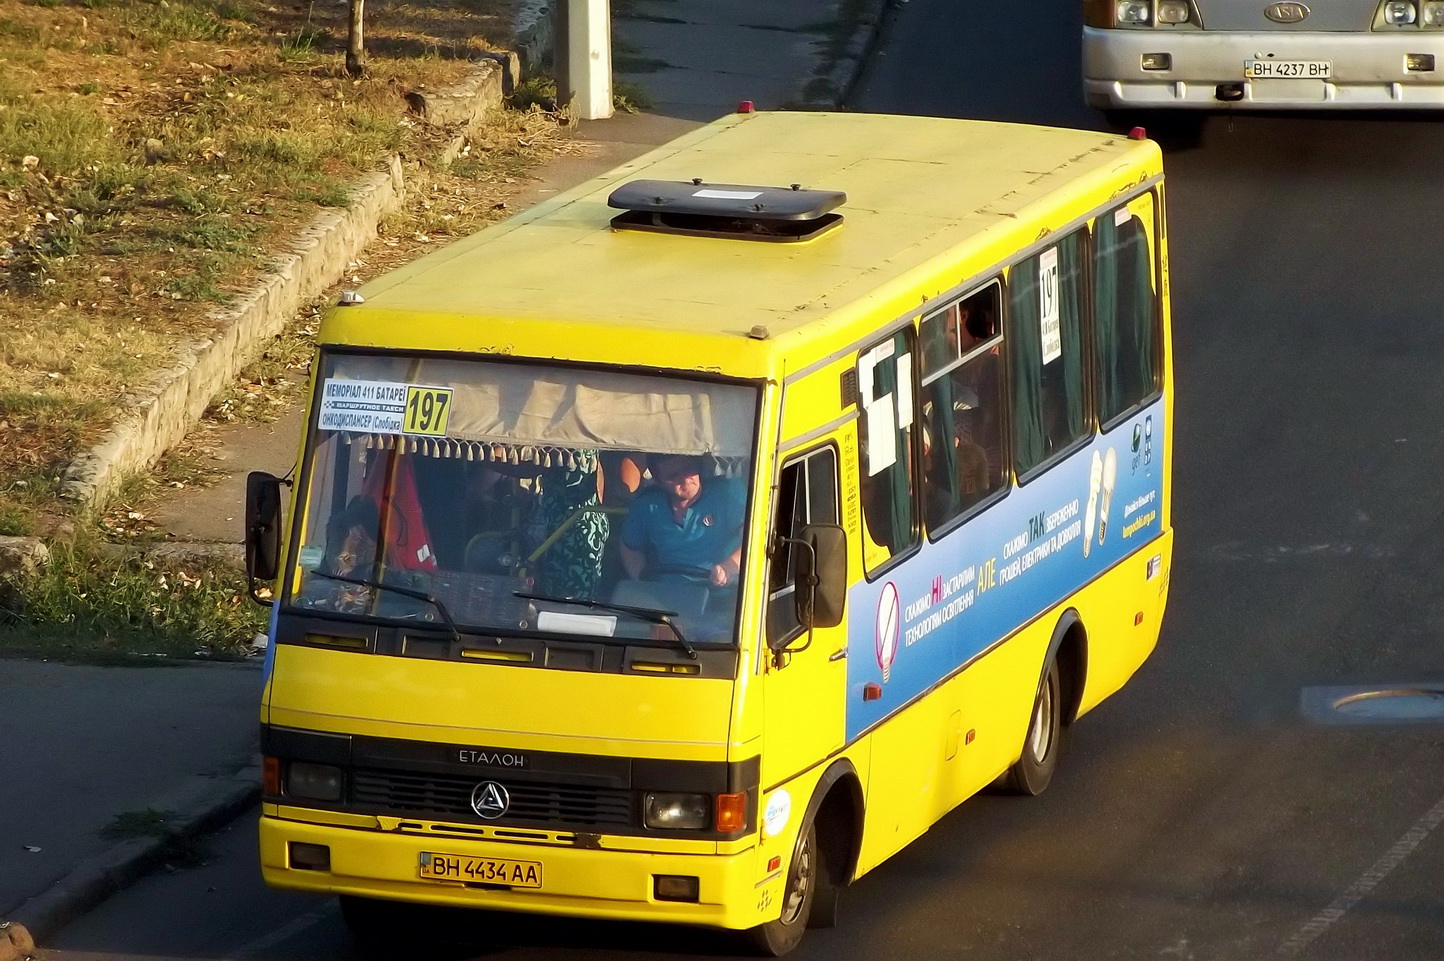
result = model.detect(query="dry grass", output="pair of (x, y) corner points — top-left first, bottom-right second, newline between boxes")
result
(0, 0), (576, 527)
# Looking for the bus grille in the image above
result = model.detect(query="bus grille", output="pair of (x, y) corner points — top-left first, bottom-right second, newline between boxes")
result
(351, 769), (634, 828)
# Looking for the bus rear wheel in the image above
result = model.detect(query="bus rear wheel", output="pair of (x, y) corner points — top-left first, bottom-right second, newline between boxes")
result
(745, 820), (817, 956)
(1002, 657), (1063, 796)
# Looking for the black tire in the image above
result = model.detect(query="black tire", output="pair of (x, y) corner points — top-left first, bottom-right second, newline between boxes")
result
(1001, 658), (1064, 796)
(745, 820), (818, 956)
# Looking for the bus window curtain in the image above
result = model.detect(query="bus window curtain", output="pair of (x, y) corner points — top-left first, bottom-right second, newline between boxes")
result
(860, 331), (915, 558)
(879, 334), (913, 553)
(922, 318), (959, 523)
(1094, 214), (1124, 421)
(1094, 212), (1157, 422)
(1008, 261), (1046, 474)
(1128, 221), (1157, 401)
(1058, 234), (1086, 440)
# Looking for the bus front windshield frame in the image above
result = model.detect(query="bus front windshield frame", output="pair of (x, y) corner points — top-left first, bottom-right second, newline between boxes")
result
(285, 351), (762, 649)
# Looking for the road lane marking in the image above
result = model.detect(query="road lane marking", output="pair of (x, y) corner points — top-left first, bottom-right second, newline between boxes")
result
(1276, 790), (1444, 956)
(228, 904), (334, 959)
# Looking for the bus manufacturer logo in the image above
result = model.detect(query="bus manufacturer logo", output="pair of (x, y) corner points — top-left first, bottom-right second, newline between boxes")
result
(470, 781), (511, 819)
(1265, 2), (1309, 23)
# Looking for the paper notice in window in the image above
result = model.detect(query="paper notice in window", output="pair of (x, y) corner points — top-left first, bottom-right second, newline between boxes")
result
(865, 399), (897, 476)
(895, 353), (914, 429)
(318, 379), (453, 437)
(1039, 248), (1062, 365)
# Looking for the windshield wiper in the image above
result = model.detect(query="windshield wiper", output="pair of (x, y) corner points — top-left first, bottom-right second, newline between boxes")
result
(514, 591), (698, 660)
(312, 570), (460, 641)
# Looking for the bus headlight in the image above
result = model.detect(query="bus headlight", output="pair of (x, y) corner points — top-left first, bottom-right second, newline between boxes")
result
(287, 762), (344, 801)
(644, 793), (711, 830)
(1117, 1), (1152, 23)
(1382, 1), (1419, 24)
(1156, 0), (1191, 22)
(1423, 1), (1444, 25)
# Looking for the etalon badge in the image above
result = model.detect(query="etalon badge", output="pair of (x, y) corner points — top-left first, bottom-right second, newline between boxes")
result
(1265, 2), (1309, 23)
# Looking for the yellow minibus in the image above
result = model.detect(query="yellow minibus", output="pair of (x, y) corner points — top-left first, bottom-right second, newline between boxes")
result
(245, 109), (1174, 955)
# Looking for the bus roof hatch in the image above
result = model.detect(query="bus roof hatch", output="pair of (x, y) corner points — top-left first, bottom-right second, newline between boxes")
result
(606, 179), (845, 243)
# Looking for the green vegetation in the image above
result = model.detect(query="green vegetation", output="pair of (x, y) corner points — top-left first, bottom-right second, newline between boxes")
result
(0, 534), (264, 660)
(101, 808), (176, 841)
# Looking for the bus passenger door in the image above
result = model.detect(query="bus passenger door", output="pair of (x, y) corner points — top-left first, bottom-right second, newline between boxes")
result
(760, 445), (847, 789)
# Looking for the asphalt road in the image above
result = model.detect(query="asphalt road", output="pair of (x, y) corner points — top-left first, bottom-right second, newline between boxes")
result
(46, 3), (1444, 960)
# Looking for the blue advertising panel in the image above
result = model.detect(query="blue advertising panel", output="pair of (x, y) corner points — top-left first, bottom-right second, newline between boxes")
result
(846, 403), (1165, 741)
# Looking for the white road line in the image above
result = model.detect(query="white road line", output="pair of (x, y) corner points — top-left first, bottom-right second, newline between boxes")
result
(1276, 791), (1444, 957)
(228, 904), (334, 960)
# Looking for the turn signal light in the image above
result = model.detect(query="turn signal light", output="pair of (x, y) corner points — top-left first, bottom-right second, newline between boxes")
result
(263, 756), (281, 795)
(716, 792), (748, 833)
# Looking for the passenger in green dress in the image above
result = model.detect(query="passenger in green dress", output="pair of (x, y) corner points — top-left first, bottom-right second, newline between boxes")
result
(531, 450), (609, 600)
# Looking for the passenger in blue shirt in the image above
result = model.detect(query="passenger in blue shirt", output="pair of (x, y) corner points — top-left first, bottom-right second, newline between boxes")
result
(621, 454), (745, 587)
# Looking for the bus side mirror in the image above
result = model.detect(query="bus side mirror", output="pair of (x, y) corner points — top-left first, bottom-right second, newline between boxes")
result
(794, 524), (847, 630)
(245, 472), (285, 595)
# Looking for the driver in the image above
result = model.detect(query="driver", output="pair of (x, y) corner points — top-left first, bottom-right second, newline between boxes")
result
(620, 454), (745, 587)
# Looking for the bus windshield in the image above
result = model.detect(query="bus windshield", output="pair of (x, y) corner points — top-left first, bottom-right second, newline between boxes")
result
(288, 351), (761, 647)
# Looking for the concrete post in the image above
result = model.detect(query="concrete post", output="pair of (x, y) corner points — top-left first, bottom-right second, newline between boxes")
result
(569, 0), (613, 120)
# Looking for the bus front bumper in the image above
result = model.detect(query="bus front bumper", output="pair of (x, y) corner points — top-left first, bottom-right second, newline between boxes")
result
(259, 814), (766, 930)
(1084, 27), (1444, 109)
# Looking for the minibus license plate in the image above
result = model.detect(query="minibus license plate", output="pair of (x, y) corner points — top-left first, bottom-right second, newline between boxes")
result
(419, 852), (542, 887)
(1245, 60), (1331, 79)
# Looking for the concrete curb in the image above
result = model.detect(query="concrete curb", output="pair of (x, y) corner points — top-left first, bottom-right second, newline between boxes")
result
(60, 11), (554, 515)
(61, 150), (407, 511)
(5, 760), (261, 946)
(801, 0), (894, 108)
(2, 535), (246, 573)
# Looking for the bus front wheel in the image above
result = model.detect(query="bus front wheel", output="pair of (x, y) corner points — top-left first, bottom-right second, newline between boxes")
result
(1002, 657), (1063, 796)
(745, 819), (818, 956)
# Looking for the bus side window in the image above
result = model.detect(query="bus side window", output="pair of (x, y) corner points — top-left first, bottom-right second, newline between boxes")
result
(1008, 229), (1089, 478)
(919, 282), (1008, 532)
(767, 447), (840, 645)
(1094, 196), (1161, 425)
(856, 329), (919, 573)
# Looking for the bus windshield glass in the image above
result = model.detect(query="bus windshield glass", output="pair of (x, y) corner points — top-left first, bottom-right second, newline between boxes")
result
(288, 351), (760, 647)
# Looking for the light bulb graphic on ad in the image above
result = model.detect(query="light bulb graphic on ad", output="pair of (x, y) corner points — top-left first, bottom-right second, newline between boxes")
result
(1098, 447), (1118, 547)
(1083, 450), (1103, 558)
(875, 582), (900, 683)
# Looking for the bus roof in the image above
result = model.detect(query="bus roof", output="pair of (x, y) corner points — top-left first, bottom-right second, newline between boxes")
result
(329, 112), (1160, 377)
